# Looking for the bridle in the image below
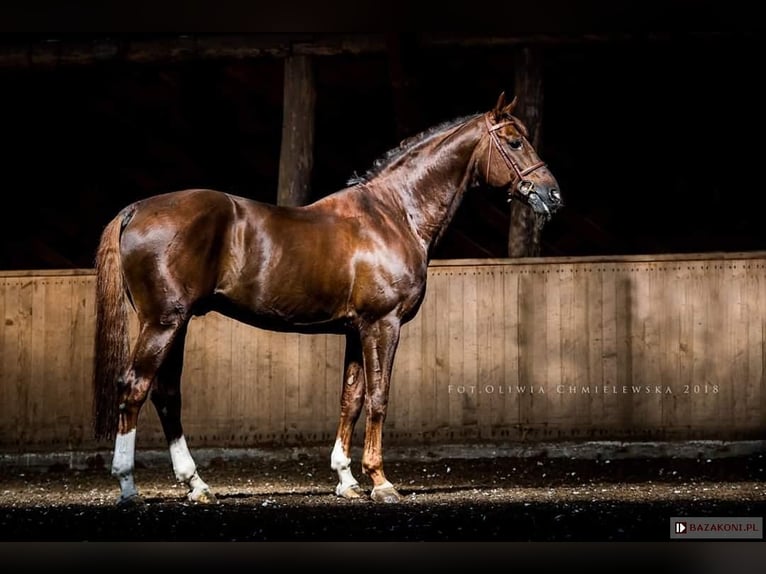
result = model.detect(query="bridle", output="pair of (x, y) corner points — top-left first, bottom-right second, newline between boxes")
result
(485, 113), (547, 202)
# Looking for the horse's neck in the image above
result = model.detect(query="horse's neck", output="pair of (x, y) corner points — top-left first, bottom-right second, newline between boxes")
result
(374, 118), (482, 252)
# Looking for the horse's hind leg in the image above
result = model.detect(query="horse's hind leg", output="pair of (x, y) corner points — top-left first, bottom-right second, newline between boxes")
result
(110, 320), (186, 505)
(150, 323), (216, 504)
(331, 332), (366, 499)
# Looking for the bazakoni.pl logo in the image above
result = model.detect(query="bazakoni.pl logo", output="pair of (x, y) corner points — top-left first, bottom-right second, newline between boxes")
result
(670, 517), (762, 539)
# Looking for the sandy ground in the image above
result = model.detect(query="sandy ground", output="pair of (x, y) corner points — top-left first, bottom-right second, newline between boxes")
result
(0, 451), (763, 543)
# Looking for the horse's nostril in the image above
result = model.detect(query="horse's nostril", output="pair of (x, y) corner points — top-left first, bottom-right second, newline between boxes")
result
(550, 188), (561, 202)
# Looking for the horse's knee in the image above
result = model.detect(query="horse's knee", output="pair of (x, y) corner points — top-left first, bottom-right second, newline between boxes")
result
(118, 371), (152, 409)
(365, 393), (388, 422)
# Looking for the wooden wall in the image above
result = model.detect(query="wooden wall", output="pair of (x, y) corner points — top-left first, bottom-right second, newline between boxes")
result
(1, 252), (765, 454)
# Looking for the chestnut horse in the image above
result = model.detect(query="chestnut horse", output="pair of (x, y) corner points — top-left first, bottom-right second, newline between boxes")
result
(92, 93), (563, 505)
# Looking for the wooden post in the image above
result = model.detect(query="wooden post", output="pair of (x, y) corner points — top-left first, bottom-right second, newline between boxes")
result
(508, 45), (545, 257)
(277, 54), (316, 207)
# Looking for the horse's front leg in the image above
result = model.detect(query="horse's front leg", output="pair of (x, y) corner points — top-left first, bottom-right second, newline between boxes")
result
(331, 332), (366, 499)
(360, 315), (402, 503)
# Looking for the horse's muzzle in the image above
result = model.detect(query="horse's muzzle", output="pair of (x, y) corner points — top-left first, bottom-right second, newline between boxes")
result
(517, 180), (563, 221)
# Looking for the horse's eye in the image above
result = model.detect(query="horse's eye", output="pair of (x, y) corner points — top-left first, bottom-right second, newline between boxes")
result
(509, 139), (523, 150)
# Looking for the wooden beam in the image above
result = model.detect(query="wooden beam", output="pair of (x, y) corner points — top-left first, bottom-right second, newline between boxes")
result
(508, 45), (546, 258)
(514, 46), (544, 149)
(0, 32), (727, 70)
(277, 54), (316, 207)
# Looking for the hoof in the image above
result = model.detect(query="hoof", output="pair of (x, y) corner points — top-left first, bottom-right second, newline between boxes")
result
(336, 483), (365, 499)
(116, 494), (144, 507)
(188, 488), (218, 504)
(370, 485), (402, 503)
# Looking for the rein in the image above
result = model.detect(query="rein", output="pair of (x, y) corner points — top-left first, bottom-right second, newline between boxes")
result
(485, 113), (546, 201)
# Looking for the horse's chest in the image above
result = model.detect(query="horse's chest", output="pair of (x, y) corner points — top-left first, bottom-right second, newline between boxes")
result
(349, 255), (426, 314)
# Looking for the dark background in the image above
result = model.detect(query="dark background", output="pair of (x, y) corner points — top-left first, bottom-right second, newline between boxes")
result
(0, 2), (764, 269)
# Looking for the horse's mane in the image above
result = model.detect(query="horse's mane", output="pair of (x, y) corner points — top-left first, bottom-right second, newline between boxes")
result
(347, 113), (480, 185)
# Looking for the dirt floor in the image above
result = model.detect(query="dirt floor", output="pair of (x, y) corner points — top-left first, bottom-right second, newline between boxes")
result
(0, 450), (764, 544)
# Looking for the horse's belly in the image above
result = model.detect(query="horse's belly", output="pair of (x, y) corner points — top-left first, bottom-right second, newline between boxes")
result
(218, 279), (352, 328)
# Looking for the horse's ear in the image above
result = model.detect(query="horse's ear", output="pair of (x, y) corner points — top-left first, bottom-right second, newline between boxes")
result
(503, 95), (519, 115)
(493, 91), (507, 118)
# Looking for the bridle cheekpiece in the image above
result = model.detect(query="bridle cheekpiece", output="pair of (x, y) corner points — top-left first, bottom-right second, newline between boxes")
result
(485, 113), (546, 202)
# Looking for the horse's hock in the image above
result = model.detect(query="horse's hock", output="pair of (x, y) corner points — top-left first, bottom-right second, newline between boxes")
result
(0, 251), (764, 461)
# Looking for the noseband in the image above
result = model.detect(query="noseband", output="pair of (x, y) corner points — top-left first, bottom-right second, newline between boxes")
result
(485, 113), (546, 201)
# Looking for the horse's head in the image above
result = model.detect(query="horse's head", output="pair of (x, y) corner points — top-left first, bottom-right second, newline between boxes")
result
(479, 92), (563, 221)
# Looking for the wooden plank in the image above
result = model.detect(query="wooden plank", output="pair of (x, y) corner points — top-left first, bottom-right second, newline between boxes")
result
(16, 278), (34, 449)
(744, 262), (764, 431)
(462, 267), (479, 430)
(598, 265), (624, 428)
(585, 264), (605, 429)
(690, 261), (713, 429)
(612, 266), (633, 433)
(517, 264), (546, 435)
(628, 263), (648, 429)
(182, 316), (206, 444)
(542, 266), (560, 437)
(229, 319), (250, 445)
(27, 278), (49, 448)
(500, 267), (521, 432)
(475, 266), (500, 438)
(447, 268), (468, 431)
(324, 334), (344, 444)
(432, 269), (451, 435)
(250, 325), (272, 443)
(660, 262), (681, 432)
(554, 265), (577, 432)
(269, 330), (290, 439)
(729, 261), (749, 433)
(758, 262), (766, 437)
(0, 279), (11, 443)
(301, 333), (326, 437)
(41, 279), (72, 448)
(642, 264), (664, 434)
(701, 261), (727, 433)
(674, 262), (695, 431)
(391, 304), (413, 435)
(569, 265), (591, 433)
(277, 54), (316, 207)
(420, 270), (438, 439)
(70, 276), (94, 447)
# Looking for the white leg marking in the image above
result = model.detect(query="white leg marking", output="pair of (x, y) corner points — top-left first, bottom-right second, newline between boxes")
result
(169, 435), (211, 501)
(169, 436), (196, 483)
(330, 438), (359, 495)
(111, 430), (139, 501)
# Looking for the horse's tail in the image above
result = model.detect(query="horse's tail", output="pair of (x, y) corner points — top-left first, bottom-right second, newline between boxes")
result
(92, 209), (132, 442)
